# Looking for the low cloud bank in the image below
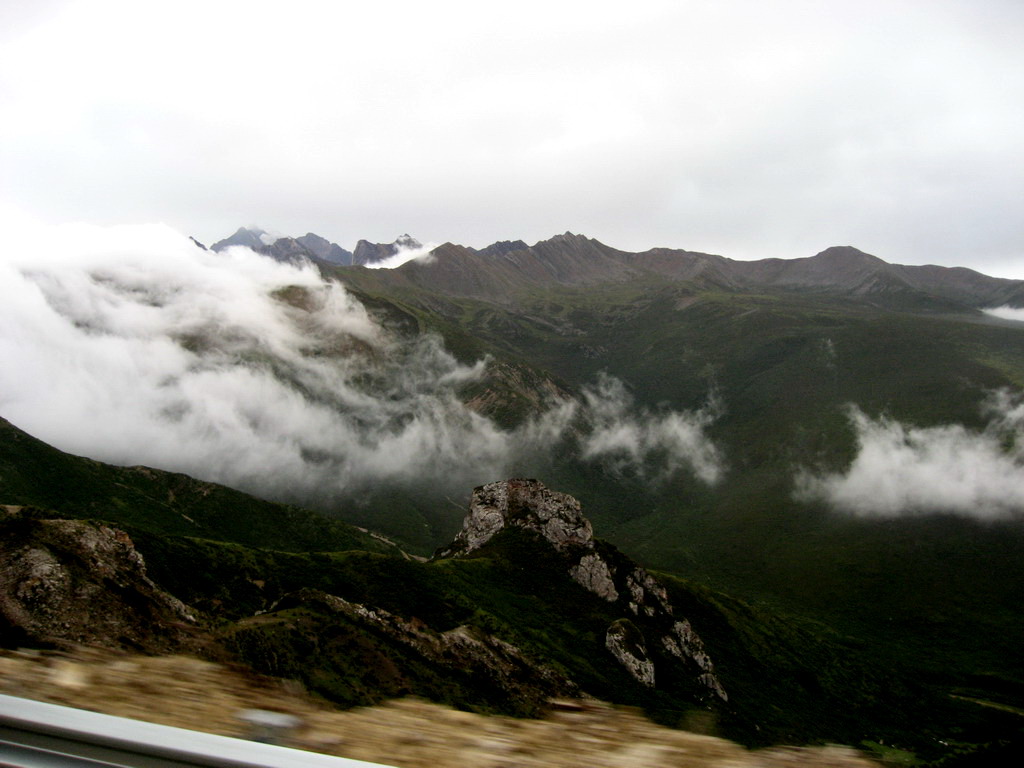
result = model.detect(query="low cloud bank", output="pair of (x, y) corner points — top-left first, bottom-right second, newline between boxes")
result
(796, 393), (1024, 519)
(0, 223), (721, 508)
(580, 374), (724, 484)
(984, 306), (1024, 323)
(364, 241), (438, 269)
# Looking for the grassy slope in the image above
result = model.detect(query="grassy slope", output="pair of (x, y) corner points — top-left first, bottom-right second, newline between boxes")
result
(334, 275), (1024, 702)
(127, 526), (1022, 761)
(2, 405), (1021, 760)
(0, 415), (397, 555)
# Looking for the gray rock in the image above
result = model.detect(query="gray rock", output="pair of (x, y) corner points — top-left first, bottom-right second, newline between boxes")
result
(437, 479), (727, 701)
(606, 619), (655, 687)
(0, 512), (196, 651)
(570, 553), (619, 602)
(437, 478), (595, 557)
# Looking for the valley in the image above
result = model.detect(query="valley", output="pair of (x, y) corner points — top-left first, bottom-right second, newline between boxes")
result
(329, 234), (1024, 694)
(3, 227), (1024, 765)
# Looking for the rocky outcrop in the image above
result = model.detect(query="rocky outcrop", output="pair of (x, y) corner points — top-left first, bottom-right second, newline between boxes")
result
(436, 480), (727, 702)
(606, 619), (655, 687)
(437, 479), (594, 557)
(663, 620), (728, 700)
(0, 508), (196, 651)
(211, 227), (353, 266)
(227, 587), (578, 713)
(569, 553), (618, 602)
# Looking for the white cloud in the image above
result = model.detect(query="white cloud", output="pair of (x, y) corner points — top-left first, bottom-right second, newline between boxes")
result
(579, 373), (724, 484)
(0, 222), (723, 509)
(364, 242), (438, 270)
(984, 306), (1024, 322)
(796, 395), (1024, 519)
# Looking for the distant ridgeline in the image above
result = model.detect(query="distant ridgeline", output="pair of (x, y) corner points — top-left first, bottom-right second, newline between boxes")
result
(206, 227), (422, 267)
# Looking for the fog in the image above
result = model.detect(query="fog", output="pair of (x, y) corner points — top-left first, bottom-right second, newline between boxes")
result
(0, 223), (723, 507)
(364, 241), (438, 270)
(796, 393), (1024, 519)
(984, 306), (1024, 323)
(579, 374), (724, 484)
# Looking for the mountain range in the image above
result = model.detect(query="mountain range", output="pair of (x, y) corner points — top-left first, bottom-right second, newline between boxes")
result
(4, 224), (1024, 764)
(204, 226), (1024, 312)
(205, 227), (1024, 311)
(412, 234), (1024, 310)
(208, 227), (423, 267)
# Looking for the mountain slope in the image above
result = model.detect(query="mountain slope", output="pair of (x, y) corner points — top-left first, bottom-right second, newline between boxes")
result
(3, 466), (1019, 762)
(0, 415), (397, 555)
(9, 225), (1024, 763)
(315, 239), (1024, 714)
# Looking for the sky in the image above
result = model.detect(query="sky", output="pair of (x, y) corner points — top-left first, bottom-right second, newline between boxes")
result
(1, 0), (1023, 276)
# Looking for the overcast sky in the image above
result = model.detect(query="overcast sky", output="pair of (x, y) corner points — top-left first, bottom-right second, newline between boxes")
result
(1, 0), (1022, 275)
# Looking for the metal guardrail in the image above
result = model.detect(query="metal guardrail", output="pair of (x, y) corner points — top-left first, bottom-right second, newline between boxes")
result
(0, 694), (391, 768)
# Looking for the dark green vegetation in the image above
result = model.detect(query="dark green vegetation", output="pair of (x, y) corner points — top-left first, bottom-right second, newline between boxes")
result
(325, 241), (1024, 762)
(0, 416), (397, 556)
(141, 525), (1019, 759)
(2, 411), (1023, 763)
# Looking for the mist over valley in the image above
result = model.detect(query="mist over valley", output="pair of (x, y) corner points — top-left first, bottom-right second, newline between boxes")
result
(3, 220), (1024, 764)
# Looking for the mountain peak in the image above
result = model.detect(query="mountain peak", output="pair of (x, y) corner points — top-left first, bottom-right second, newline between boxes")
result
(540, 231), (588, 246)
(211, 227), (353, 265)
(811, 245), (886, 265)
(211, 226), (268, 252)
(296, 232), (353, 265)
(353, 235), (422, 266)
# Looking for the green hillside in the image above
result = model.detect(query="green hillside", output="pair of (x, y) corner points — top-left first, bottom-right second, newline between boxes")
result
(334, 269), (1024, 711)
(123, 523), (1024, 763)
(6, 237), (1024, 764)
(0, 416), (398, 556)
(3, 410), (1023, 763)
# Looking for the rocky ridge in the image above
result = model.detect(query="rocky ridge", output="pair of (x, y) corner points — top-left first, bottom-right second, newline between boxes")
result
(341, 232), (1024, 309)
(227, 586), (580, 709)
(353, 234), (421, 266)
(210, 227), (355, 266)
(436, 479), (727, 700)
(209, 225), (1024, 308)
(0, 504), (575, 715)
(0, 507), (196, 652)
